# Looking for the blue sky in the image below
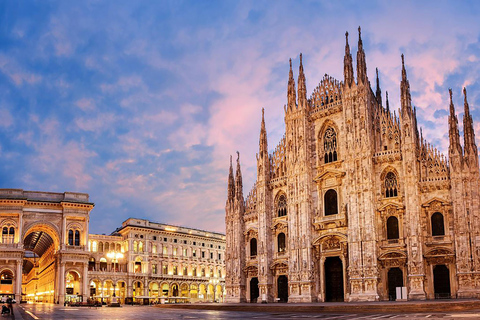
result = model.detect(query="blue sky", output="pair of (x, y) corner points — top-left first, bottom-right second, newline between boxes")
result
(1, 1), (480, 234)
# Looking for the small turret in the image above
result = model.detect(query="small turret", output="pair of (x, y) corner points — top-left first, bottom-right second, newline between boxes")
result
(375, 68), (382, 106)
(463, 87), (478, 157)
(298, 54), (307, 109)
(227, 155), (235, 202)
(344, 31), (354, 88)
(235, 152), (243, 201)
(386, 91), (390, 113)
(356, 26), (368, 85)
(448, 88), (463, 159)
(259, 108), (268, 158)
(287, 59), (296, 110)
(400, 54), (413, 118)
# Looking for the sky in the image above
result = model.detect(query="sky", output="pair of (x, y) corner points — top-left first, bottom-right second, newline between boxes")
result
(1, 1), (480, 235)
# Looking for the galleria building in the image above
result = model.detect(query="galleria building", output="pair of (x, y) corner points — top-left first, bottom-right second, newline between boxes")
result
(225, 28), (480, 303)
(0, 189), (225, 304)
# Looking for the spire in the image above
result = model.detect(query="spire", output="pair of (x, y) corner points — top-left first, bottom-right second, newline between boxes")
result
(448, 88), (463, 157)
(297, 53), (307, 109)
(356, 26), (368, 85)
(287, 58), (296, 110)
(463, 87), (478, 156)
(227, 155), (235, 202)
(235, 151), (243, 200)
(386, 91), (390, 113)
(400, 54), (412, 117)
(343, 31), (354, 88)
(259, 108), (268, 157)
(375, 68), (382, 105)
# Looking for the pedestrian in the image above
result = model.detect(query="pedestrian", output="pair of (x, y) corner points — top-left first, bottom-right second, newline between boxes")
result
(6, 297), (13, 315)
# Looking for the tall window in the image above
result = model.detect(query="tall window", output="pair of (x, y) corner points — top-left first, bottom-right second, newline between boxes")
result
(92, 241), (97, 252)
(2, 227), (15, 244)
(277, 194), (287, 217)
(173, 266), (178, 275)
(250, 238), (257, 257)
(385, 172), (398, 198)
(324, 189), (338, 216)
(183, 266), (187, 276)
(324, 127), (338, 163)
(133, 241), (138, 253)
(386, 216), (399, 239)
(277, 233), (286, 253)
(152, 264), (157, 274)
(68, 230), (80, 246)
(74, 230), (80, 246)
(139, 241), (144, 252)
(98, 242), (104, 252)
(431, 212), (445, 236)
(192, 268), (197, 276)
(163, 265), (168, 275)
(68, 230), (74, 245)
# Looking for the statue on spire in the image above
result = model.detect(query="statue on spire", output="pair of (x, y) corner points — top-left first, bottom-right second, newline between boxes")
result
(343, 31), (354, 88)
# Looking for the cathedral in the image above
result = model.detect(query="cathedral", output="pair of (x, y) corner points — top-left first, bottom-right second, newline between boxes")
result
(225, 27), (480, 303)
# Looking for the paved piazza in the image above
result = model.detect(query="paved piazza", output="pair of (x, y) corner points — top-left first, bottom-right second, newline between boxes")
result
(12, 304), (480, 320)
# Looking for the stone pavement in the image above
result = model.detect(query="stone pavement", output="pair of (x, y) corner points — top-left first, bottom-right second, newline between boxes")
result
(155, 299), (480, 314)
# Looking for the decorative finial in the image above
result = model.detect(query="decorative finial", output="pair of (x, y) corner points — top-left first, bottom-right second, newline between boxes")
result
(358, 26), (361, 37)
(289, 58), (292, 69)
(236, 151), (240, 162)
(401, 54), (405, 67)
(464, 87), (467, 102)
(449, 88), (453, 103)
(300, 53), (303, 65)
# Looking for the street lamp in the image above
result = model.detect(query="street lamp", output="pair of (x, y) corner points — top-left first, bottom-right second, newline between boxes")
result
(106, 252), (124, 301)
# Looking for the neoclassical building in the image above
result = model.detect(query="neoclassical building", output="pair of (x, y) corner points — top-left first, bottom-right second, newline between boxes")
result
(0, 189), (225, 304)
(225, 28), (480, 303)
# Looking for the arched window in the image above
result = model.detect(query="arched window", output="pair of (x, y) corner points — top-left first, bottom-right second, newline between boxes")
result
(74, 230), (80, 246)
(68, 230), (74, 245)
(133, 241), (138, 253)
(431, 212), (445, 236)
(386, 216), (399, 239)
(277, 194), (287, 217)
(98, 242), (104, 252)
(277, 233), (286, 253)
(201, 268), (206, 277)
(192, 268), (197, 277)
(116, 243), (121, 252)
(105, 242), (110, 252)
(250, 238), (257, 257)
(99, 258), (107, 271)
(183, 266), (188, 276)
(139, 241), (144, 252)
(152, 245), (157, 254)
(92, 241), (97, 252)
(385, 172), (398, 198)
(173, 266), (178, 275)
(324, 189), (338, 216)
(2, 226), (14, 244)
(324, 127), (338, 164)
(88, 257), (95, 271)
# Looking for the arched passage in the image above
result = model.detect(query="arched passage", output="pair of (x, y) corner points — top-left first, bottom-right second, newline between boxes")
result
(250, 277), (259, 303)
(324, 256), (344, 302)
(277, 275), (288, 303)
(22, 225), (59, 303)
(433, 265), (451, 299)
(387, 267), (403, 300)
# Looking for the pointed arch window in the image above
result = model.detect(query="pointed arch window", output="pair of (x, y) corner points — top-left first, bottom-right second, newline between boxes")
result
(385, 172), (398, 198)
(324, 189), (338, 216)
(324, 127), (338, 164)
(277, 233), (286, 253)
(431, 212), (445, 236)
(386, 216), (399, 239)
(277, 194), (287, 217)
(250, 238), (257, 258)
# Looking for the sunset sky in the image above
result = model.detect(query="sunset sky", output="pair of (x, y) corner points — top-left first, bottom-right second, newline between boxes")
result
(1, 1), (480, 234)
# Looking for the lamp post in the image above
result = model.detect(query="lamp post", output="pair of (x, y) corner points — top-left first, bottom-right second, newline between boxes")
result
(107, 252), (124, 302)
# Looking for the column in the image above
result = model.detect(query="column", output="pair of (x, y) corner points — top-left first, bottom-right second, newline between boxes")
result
(15, 260), (22, 302)
(59, 262), (65, 305)
(83, 263), (89, 300)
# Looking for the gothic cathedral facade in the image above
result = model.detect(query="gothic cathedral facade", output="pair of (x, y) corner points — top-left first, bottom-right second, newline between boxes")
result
(225, 28), (480, 303)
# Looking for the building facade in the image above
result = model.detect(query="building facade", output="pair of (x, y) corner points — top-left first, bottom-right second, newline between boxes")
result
(0, 189), (225, 304)
(225, 28), (480, 303)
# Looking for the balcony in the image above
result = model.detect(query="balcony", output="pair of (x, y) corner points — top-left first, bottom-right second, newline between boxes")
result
(380, 238), (406, 249)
